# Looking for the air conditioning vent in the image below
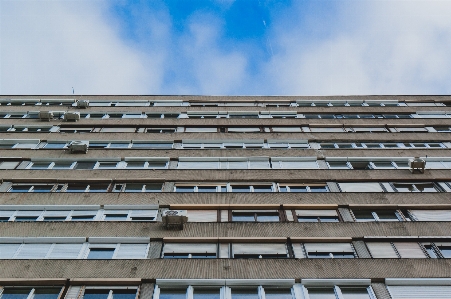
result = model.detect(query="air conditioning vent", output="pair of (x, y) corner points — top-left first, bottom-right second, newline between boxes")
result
(39, 111), (54, 121)
(76, 100), (89, 108)
(162, 210), (188, 230)
(409, 157), (425, 173)
(64, 112), (81, 122)
(70, 141), (89, 154)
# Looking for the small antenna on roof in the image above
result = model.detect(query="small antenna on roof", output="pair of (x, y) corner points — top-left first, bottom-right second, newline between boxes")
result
(72, 87), (74, 95)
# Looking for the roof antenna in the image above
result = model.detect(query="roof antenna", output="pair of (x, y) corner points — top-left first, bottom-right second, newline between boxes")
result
(72, 87), (74, 95)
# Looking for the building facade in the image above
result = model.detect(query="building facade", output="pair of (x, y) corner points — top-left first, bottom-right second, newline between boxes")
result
(0, 95), (451, 299)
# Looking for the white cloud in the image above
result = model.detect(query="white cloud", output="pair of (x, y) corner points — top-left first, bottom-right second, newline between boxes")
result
(166, 12), (249, 95)
(264, 0), (451, 95)
(0, 0), (163, 95)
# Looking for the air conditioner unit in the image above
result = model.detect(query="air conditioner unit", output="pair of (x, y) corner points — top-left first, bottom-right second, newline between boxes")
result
(64, 112), (81, 122)
(39, 111), (54, 121)
(70, 141), (89, 153)
(409, 157), (425, 173)
(162, 210), (188, 229)
(76, 100), (89, 108)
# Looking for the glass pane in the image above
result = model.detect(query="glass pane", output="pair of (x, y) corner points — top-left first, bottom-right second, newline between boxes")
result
(393, 184), (416, 192)
(382, 143), (399, 148)
(15, 216), (39, 221)
(253, 185), (273, 192)
(319, 216), (339, 222)
(376, 210), (399, 221)
(265, 289), (292, 299)
(353, 210), (375, 221)
(308, 252), (332, 258)
(372, 162), (395, 169)
(131, 143), (172, 149)
(75, 162), (96, 169)
(126, 162), (146, 168)
(428, 143), (443, 148)
(438, 246), (451, 258)
(231, 288), (258, 299)
(144, 183), (162, 192)
(298, 216), (319, 222)
(124, 184), (144, 192)
(33, 288), (61, 299)
(42, 217), (66, 221)
(364, 143), (382, 148)
(53, 162), (73, 169)
(310, 186), (328, 192)
(89, 184), (110, 192)
(232, 212), (255, 222)
(33, 185), (54, 192)
(1, 288), (31, 299)
(256, 212), (279, 222)
(289, 186), (307, 192)
(320, 144), (336, 149)
(193, 288), (220, 299)
(112, 289), (137, 299)
(232, 185), (251, 192)
(109, 143), (130, 148)
(97, 162), (118, 169)
(395, 161), (409, 168)
(31, 162), (52, 169)
(89, 143), (109, 148)
(66, 184), (88, 192)
(45, 143), (67, 149)
(159, 289), (186, 299)
(83, 290), (110, 299)
(148, 162), (167, 168)
(340, 287), (371, 299)
(197, 186), (217, 192)
(176, 186), (195, 192)
(9, 185), (32, 192)
(332, 252), (355, 258)
(87, 248), (115, 259)
(72, 215), (95, 221)
(336, 143), (353, 148)
(307, 288), (336, 299)
(415, 183), (438, 192)
(328, 161), (349, 169)
(424, 245), (437, 258)
(105, 214), (128, 221)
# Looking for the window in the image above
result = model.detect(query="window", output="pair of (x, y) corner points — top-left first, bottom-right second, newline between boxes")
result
(352, 210), (401, 222)
(271, 158), (318, 169)
(392, 182), (440, 192)
(87, 248), (115, 259)
(304, 285), (373, 299)
(186, 210), (218, 222)
(0, 161), (20, 169)
(232, 210), (280, 222)
(0, 288), (62, 299)
(279, 184), (328, 193)
(295, 210), (339, 222)
(131, 142), (172, 149)
(154, 280), (296, 299)
(338, 182), (384, 192)
(232, 243), (288, 259)
(366, 242), (428, 258)
(387, 280), (451, 299)
(407, 210), (451, 221)
(162, 243), (217, 259)
(296, 243), (355, 258)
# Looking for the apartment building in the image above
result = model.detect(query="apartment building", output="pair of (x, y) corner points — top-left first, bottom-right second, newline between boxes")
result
(0, 95), (450, 299)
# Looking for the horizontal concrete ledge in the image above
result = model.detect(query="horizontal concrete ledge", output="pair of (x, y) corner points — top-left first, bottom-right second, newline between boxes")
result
(0, 221), (450, 238)
(0, 259), (450, 279)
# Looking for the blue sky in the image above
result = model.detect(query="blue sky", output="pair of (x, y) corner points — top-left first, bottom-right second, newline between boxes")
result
(1, 0), (451, 95)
